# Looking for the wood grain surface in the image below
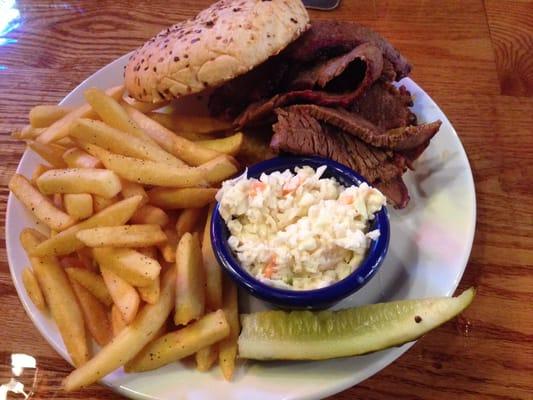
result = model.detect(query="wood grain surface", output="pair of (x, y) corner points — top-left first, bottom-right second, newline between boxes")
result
(1, 1), (532, 399)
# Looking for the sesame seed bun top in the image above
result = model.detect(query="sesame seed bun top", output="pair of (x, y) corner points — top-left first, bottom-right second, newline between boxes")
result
(125, 0), (310, 103)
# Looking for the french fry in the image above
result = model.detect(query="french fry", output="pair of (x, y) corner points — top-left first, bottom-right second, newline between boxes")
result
(149, 188), (217, 210)
(9, 174), (76, 231)
(13, 82), (247, 388)
(63, 193), (93, 220)
(197, 132), (243, 156)
(150, 321), (170, 342)
(199, 154), (239, 185)
(110, 304), (127, 337)
(30, 195), (143, 257)
(70, 118), (184, 167)
(56, 136), (76, 148)
(36, 168), (122, 198)
(30, 164), (51, 184)
(52, 194), (63, 212)
(101, 268), (140, 324)
(19, 228), (48, 251)
(120, 179), (149, 206)
(29, 105), (73, 128)
(179, 131), (217, 141)
(176, 208), (205, 240)
(147, 111), (232, 134)
(22, 267), (47, 311)
(121, 95), (169, 113)
(138, 275), (160, 304)
(131, 205), (169, 227)
(84, 144), (206, 187)
(157, 227), (178, 263)
(194, 217), (207, 243)
(83, 87), (172, 154)
(27, 140), (68, 168)
(76, 224), (167, 248)
(193, 205), (225, 373)
(62, 148), (102, 169)
(195, 345), (218, 372)
(203, 205), (223, 310)
(70, 279), (112, 347)
(93, 247), (161, 287)
(125, 105), (222, 166)
(218, 275), (239, 381)
(65, 267), (113, 306)
(12, 125), (44, 140)
(125, 310), (229, 373)
(37, 85), (124, 144)
(63, 265), (177, 392)
(22, 230), (89, 367)
(174, 233), (205, 325)
(92, 195), (118, 212)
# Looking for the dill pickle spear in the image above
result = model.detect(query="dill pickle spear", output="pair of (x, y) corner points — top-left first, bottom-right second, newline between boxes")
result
(238, 288), (475, 360)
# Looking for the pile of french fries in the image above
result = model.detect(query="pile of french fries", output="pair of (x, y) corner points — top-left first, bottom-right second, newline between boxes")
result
(9, 86), (244, 391)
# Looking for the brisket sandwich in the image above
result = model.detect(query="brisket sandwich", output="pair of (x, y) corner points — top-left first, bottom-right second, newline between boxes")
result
(125, 0), (441, 208)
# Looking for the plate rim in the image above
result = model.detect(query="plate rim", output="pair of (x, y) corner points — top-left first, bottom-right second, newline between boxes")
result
(5, 52), (477, 400)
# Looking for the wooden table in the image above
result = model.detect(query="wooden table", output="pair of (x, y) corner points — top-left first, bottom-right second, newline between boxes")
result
(1, 1), (532, 399)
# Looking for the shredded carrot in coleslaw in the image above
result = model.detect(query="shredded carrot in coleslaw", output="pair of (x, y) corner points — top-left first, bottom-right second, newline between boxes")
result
(248, 181), (266, 197)
(263, 255), (277, 279)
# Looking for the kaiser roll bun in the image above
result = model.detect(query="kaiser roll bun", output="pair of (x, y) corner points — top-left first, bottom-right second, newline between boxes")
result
(125, 0), (309, 103)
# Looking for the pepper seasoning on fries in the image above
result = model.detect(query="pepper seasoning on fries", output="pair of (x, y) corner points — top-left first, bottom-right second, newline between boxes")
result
(10, 84), (246, 392)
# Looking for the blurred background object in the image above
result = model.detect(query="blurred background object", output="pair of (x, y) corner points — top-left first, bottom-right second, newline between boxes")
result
(302, 0), (340, 10)
(0, 354), (38, 399)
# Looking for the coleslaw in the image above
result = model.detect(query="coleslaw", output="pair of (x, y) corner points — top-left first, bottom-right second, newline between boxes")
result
(216, 166), (386, 290)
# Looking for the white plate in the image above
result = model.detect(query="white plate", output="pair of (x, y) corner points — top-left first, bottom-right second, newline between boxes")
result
(6, 53), (476, 400)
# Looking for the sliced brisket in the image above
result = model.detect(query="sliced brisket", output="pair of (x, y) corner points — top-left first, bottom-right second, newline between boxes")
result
(352, 81), (416, 130)
(208, 20), (434, 210)
(380, 59), (398, 82)
(284, 21), (412, 81)
(375, 178), (410, 209)
(288, 104), (441, 150)
(271, 107), (410, 207)
(209, 21), (411, 120)
(234, 89), (365, 128)
(235, 43), (384, 128)
(289, 42), (383, 91)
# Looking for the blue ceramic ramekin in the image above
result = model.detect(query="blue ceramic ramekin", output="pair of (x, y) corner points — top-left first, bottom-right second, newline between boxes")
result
(211, 156), (390, 309)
